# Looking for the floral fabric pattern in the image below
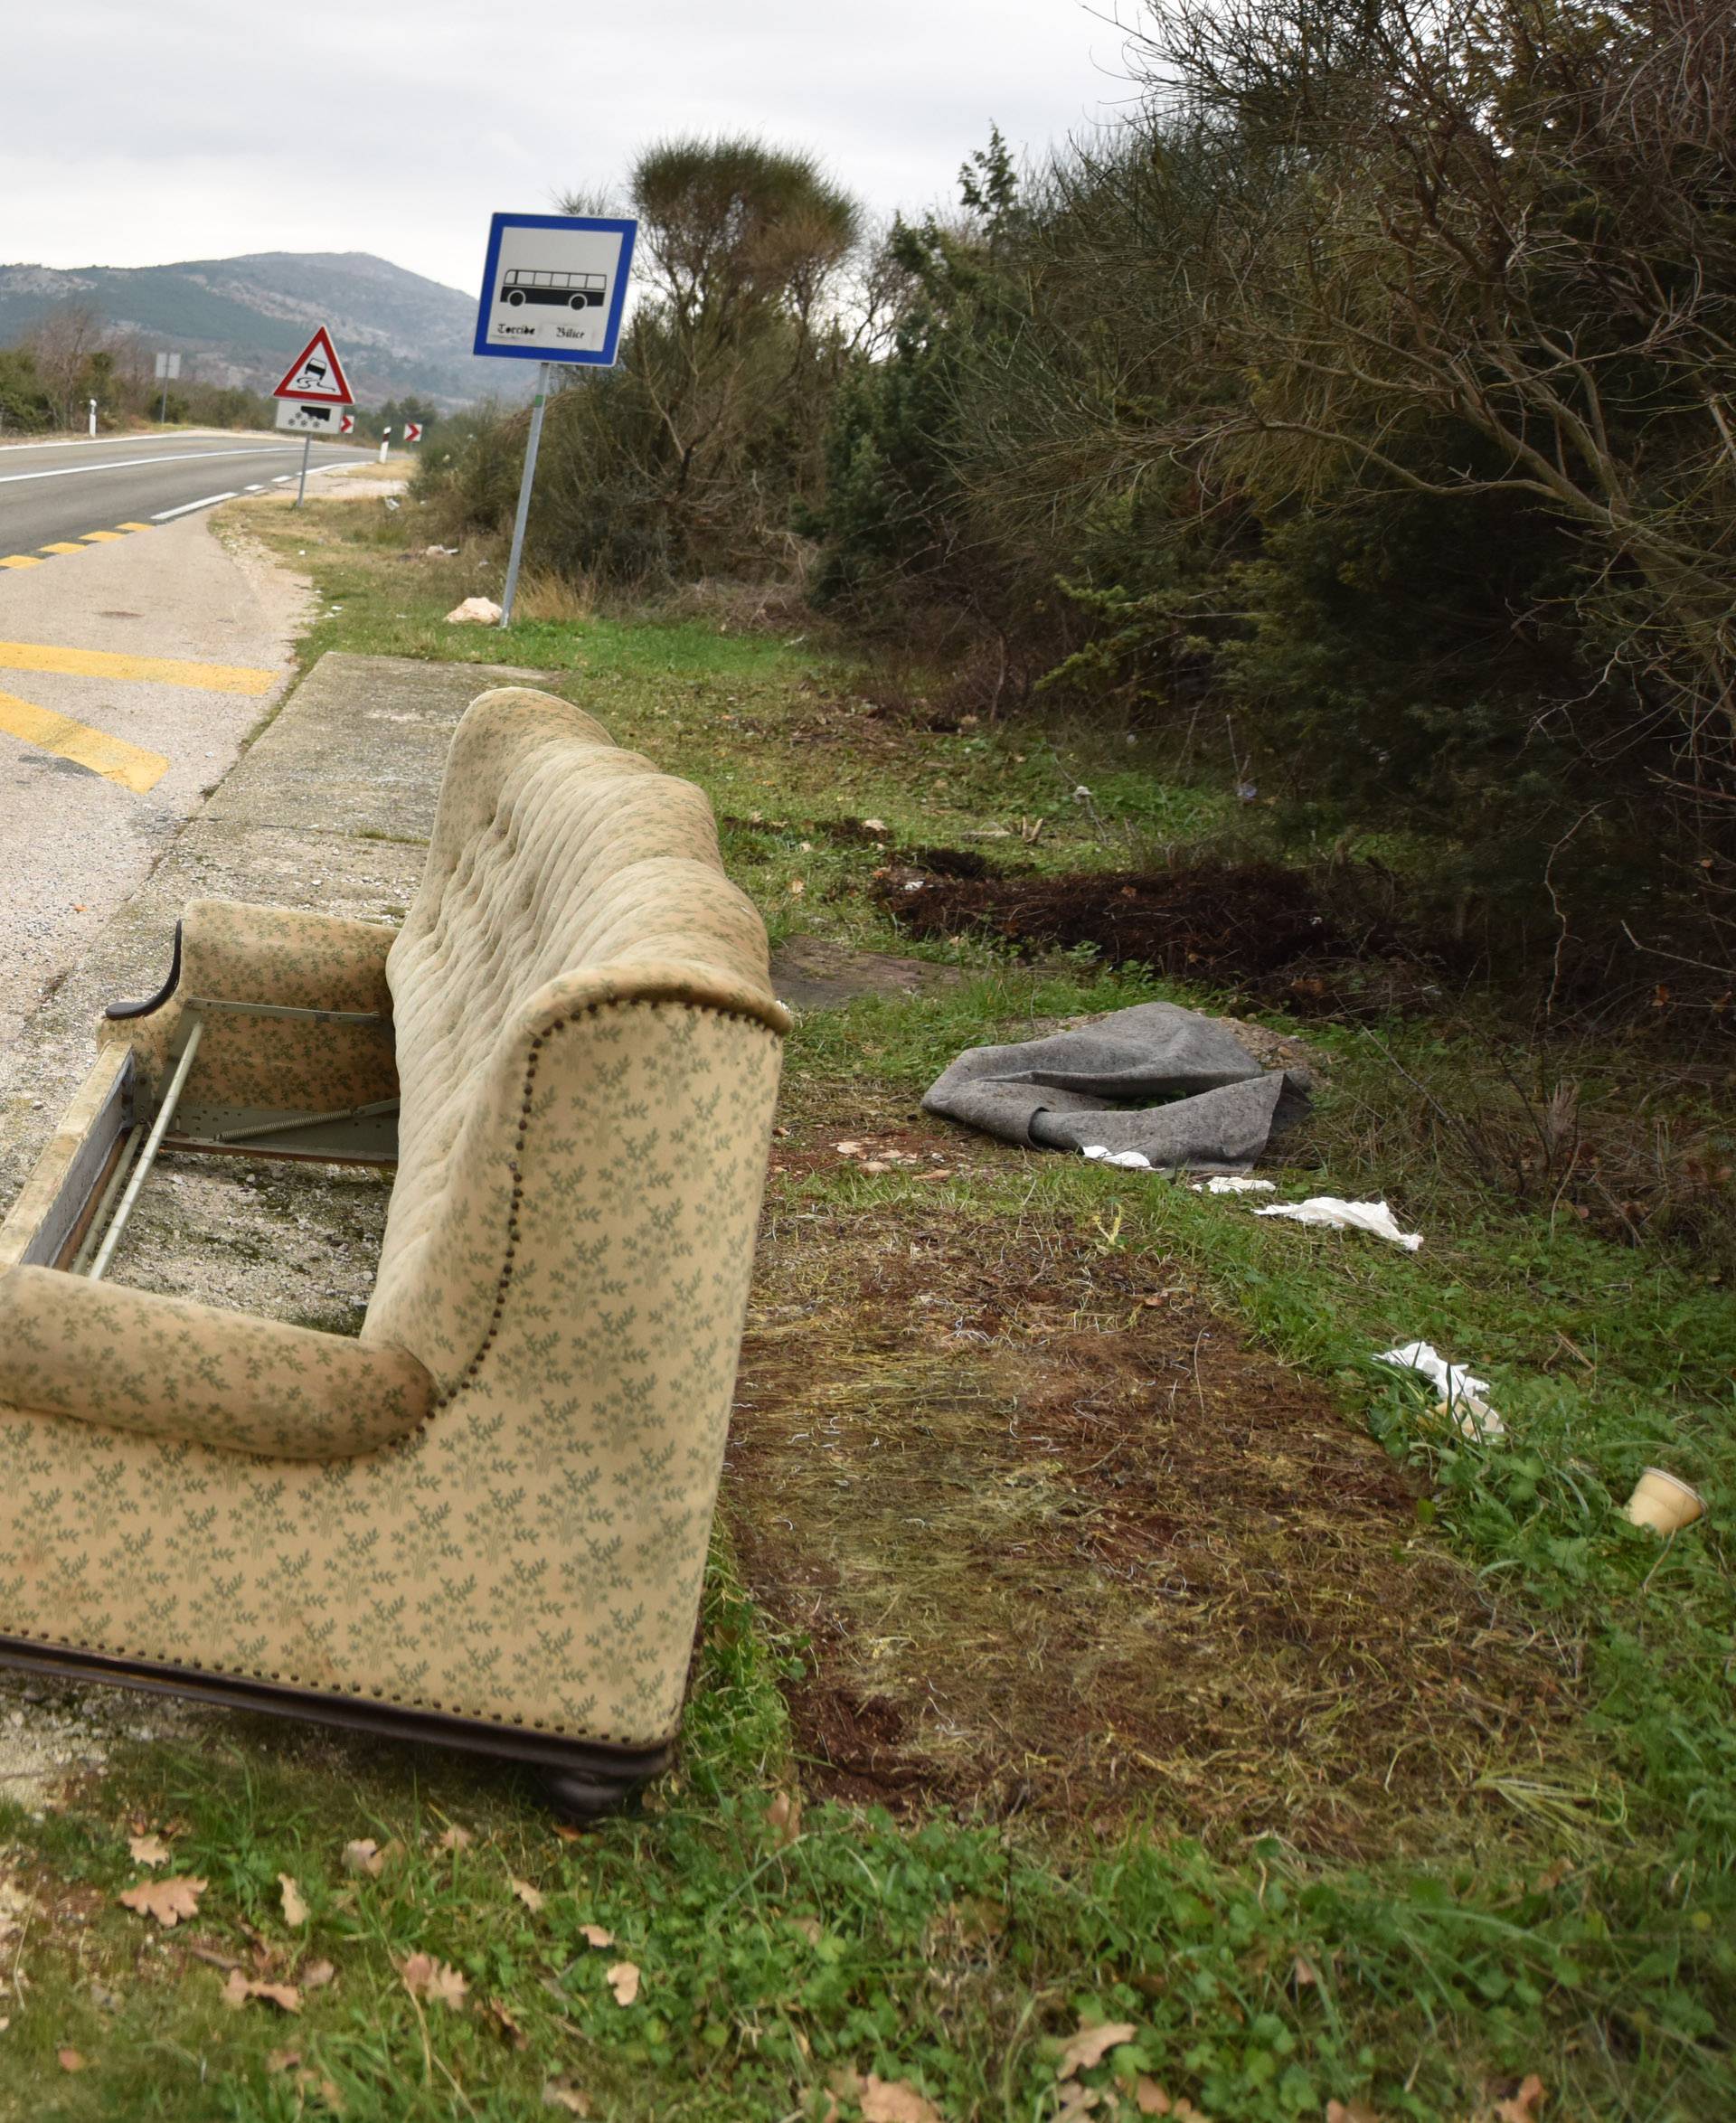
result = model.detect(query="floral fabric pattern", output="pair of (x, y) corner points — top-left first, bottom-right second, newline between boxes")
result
(0, 1268), (432, 1458)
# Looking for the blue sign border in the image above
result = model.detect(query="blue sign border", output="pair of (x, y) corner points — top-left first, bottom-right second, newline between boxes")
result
(472, 212), (638, 366)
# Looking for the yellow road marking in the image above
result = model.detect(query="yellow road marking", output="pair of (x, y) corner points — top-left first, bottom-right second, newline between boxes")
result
(0, 556), (42, 570)
(79, 531), (127, 543)
(0, 689), (169, 794)
(117, 522), (153, 533)
(38, 543), (84, 555)
(0, 639), (276, 696)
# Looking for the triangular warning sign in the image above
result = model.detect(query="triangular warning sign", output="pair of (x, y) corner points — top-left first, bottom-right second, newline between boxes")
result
(272, 326), (354, 403)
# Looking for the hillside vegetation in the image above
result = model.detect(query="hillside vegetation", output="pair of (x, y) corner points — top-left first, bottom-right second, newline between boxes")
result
(0, 250), (498, 421)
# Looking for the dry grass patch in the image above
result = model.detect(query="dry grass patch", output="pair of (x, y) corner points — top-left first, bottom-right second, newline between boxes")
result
(725, 1151), (1588, 1856)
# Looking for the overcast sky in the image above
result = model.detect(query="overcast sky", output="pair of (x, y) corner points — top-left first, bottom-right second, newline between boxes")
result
(4, 1), (1142, 296)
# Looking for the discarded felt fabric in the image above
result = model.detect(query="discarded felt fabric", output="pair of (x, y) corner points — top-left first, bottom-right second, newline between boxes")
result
(921, 1001), (1307, 1174)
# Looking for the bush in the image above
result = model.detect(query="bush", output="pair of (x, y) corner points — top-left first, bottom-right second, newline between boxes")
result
(802, 9), (1736, 985)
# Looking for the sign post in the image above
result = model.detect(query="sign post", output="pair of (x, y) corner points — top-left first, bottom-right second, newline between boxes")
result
(270, 326), (356, 508)
(153, 350), (182, 424)
(471, 211), (637, 627)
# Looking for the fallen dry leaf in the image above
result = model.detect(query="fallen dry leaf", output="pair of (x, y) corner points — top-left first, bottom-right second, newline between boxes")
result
(1292, 1955), (1319, 1988)
(1494, 2076), (1546, 2123)
(858, 2074), (942, 2123)
(542, 2082), (591, 2116)
(577, 1921), (615, 1949)
(436, 1826), (474, 1854)
(278, 1874), (308, 1926)
(788, 878), (807, 896)
(485, 1997), (528, 2049)
(1057, 2021), (1137, 2079)
(222, 1968), (302, 2014)
(511, 1877), (545, 1914)
(398, 1953), (468, 2008)
(294, 2068), (345, 2113)
(118, 1875), (206, 1928)
(605, 1959), (640, 2006)
(342, 1839), (382, 1878)
(834, 1140), (868, 1157)
(766, 1790), (803, 1845)
(58, 2049), (86, 2072)
(301, 1958), (335, 1991)
(127, 1833), (171, 1867)
(1326, 2102), (1380, 2123)
(1136, 2081), (1171, 2116)
(552, 1822), (582, 1844)
(268, 2046), (301, 2072)
(790, 1915), (825, 1945)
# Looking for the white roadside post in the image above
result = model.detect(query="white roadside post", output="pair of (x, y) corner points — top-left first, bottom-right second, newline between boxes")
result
(87, 399), (96, 438)
(469, 209), (638, 629)
(379, 428), (392, 466)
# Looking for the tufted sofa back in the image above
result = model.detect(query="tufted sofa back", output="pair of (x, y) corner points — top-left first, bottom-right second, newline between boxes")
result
(362, 686), (783, 1380)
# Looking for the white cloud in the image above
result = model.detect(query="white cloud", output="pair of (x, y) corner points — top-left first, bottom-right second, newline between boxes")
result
(5, 0), (1138, 291)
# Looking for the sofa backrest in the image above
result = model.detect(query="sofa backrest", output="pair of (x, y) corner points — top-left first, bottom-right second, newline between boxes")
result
(363, 685), (784, 1382)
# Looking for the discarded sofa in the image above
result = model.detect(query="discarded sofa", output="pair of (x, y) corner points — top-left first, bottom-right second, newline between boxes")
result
(0, 685), (789, 1815)
(922, 1001), (1307, 1174)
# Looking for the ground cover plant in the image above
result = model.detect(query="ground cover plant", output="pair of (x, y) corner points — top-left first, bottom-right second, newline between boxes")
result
(0, 486), (1723, 2120)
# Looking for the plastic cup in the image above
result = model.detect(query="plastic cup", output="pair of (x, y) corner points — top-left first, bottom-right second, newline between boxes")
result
(1624, 1467), (1705, 1536)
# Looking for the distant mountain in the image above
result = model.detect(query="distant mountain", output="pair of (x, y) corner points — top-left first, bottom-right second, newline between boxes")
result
(0, 251), (520, 411)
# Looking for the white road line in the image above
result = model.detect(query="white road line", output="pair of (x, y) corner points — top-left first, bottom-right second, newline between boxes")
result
(0, 445), (355, 487)
(272, 476), (293, 484)
(151, 492), (241, 521)
(244, 483), (265, 492)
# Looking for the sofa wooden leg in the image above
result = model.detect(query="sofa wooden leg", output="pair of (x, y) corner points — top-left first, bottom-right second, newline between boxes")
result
(538, 1766), (647, 1823)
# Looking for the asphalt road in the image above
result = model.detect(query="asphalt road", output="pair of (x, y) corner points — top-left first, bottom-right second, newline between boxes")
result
(0, 430), (371, 556)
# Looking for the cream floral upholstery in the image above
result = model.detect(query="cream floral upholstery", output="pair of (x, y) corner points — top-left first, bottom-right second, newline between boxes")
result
(0, 687), (788, 1788)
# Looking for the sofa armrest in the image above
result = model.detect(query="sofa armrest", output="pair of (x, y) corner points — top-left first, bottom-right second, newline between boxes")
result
(0, 1268), (432, 1460)
(100, 901), (401, 1109)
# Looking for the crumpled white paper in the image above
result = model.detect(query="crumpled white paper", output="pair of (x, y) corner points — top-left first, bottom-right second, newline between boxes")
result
(1254, 1196), (1423, 1250)
(1081, 1145), (1153, 1170)
(1192, 1175), (1277, 1194)
(1374, 1340), (1505, 1439)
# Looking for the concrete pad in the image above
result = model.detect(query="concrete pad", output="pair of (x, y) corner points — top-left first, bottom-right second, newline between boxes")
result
(770, 934), (966, 1010)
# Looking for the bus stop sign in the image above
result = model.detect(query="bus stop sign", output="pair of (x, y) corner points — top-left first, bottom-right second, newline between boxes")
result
(472, 212), (637, 367)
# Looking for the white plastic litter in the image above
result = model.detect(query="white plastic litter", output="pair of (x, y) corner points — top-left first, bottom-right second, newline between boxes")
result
(1081, 1145), (1153, 1170)
(1192, 1175), (1277, 1194)
(1375, 1341), (1505, 1439)
(445, 596), (503, 625)
(1253, 1196), (1423, 1250)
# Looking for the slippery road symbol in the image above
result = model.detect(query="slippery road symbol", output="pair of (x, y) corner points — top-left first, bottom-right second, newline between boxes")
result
(271, 326), (354, 404)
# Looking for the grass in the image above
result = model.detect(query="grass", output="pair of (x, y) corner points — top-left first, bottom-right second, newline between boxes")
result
(0, 486), (1724, 2118)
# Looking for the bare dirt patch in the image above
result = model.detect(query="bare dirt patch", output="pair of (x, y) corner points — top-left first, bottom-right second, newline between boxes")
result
(722, 1178), (1582, 1854)
(876, 860), (1352, 979)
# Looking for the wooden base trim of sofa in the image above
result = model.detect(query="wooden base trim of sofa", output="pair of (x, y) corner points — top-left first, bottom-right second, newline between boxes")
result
(0, 1636), (674, 1817)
